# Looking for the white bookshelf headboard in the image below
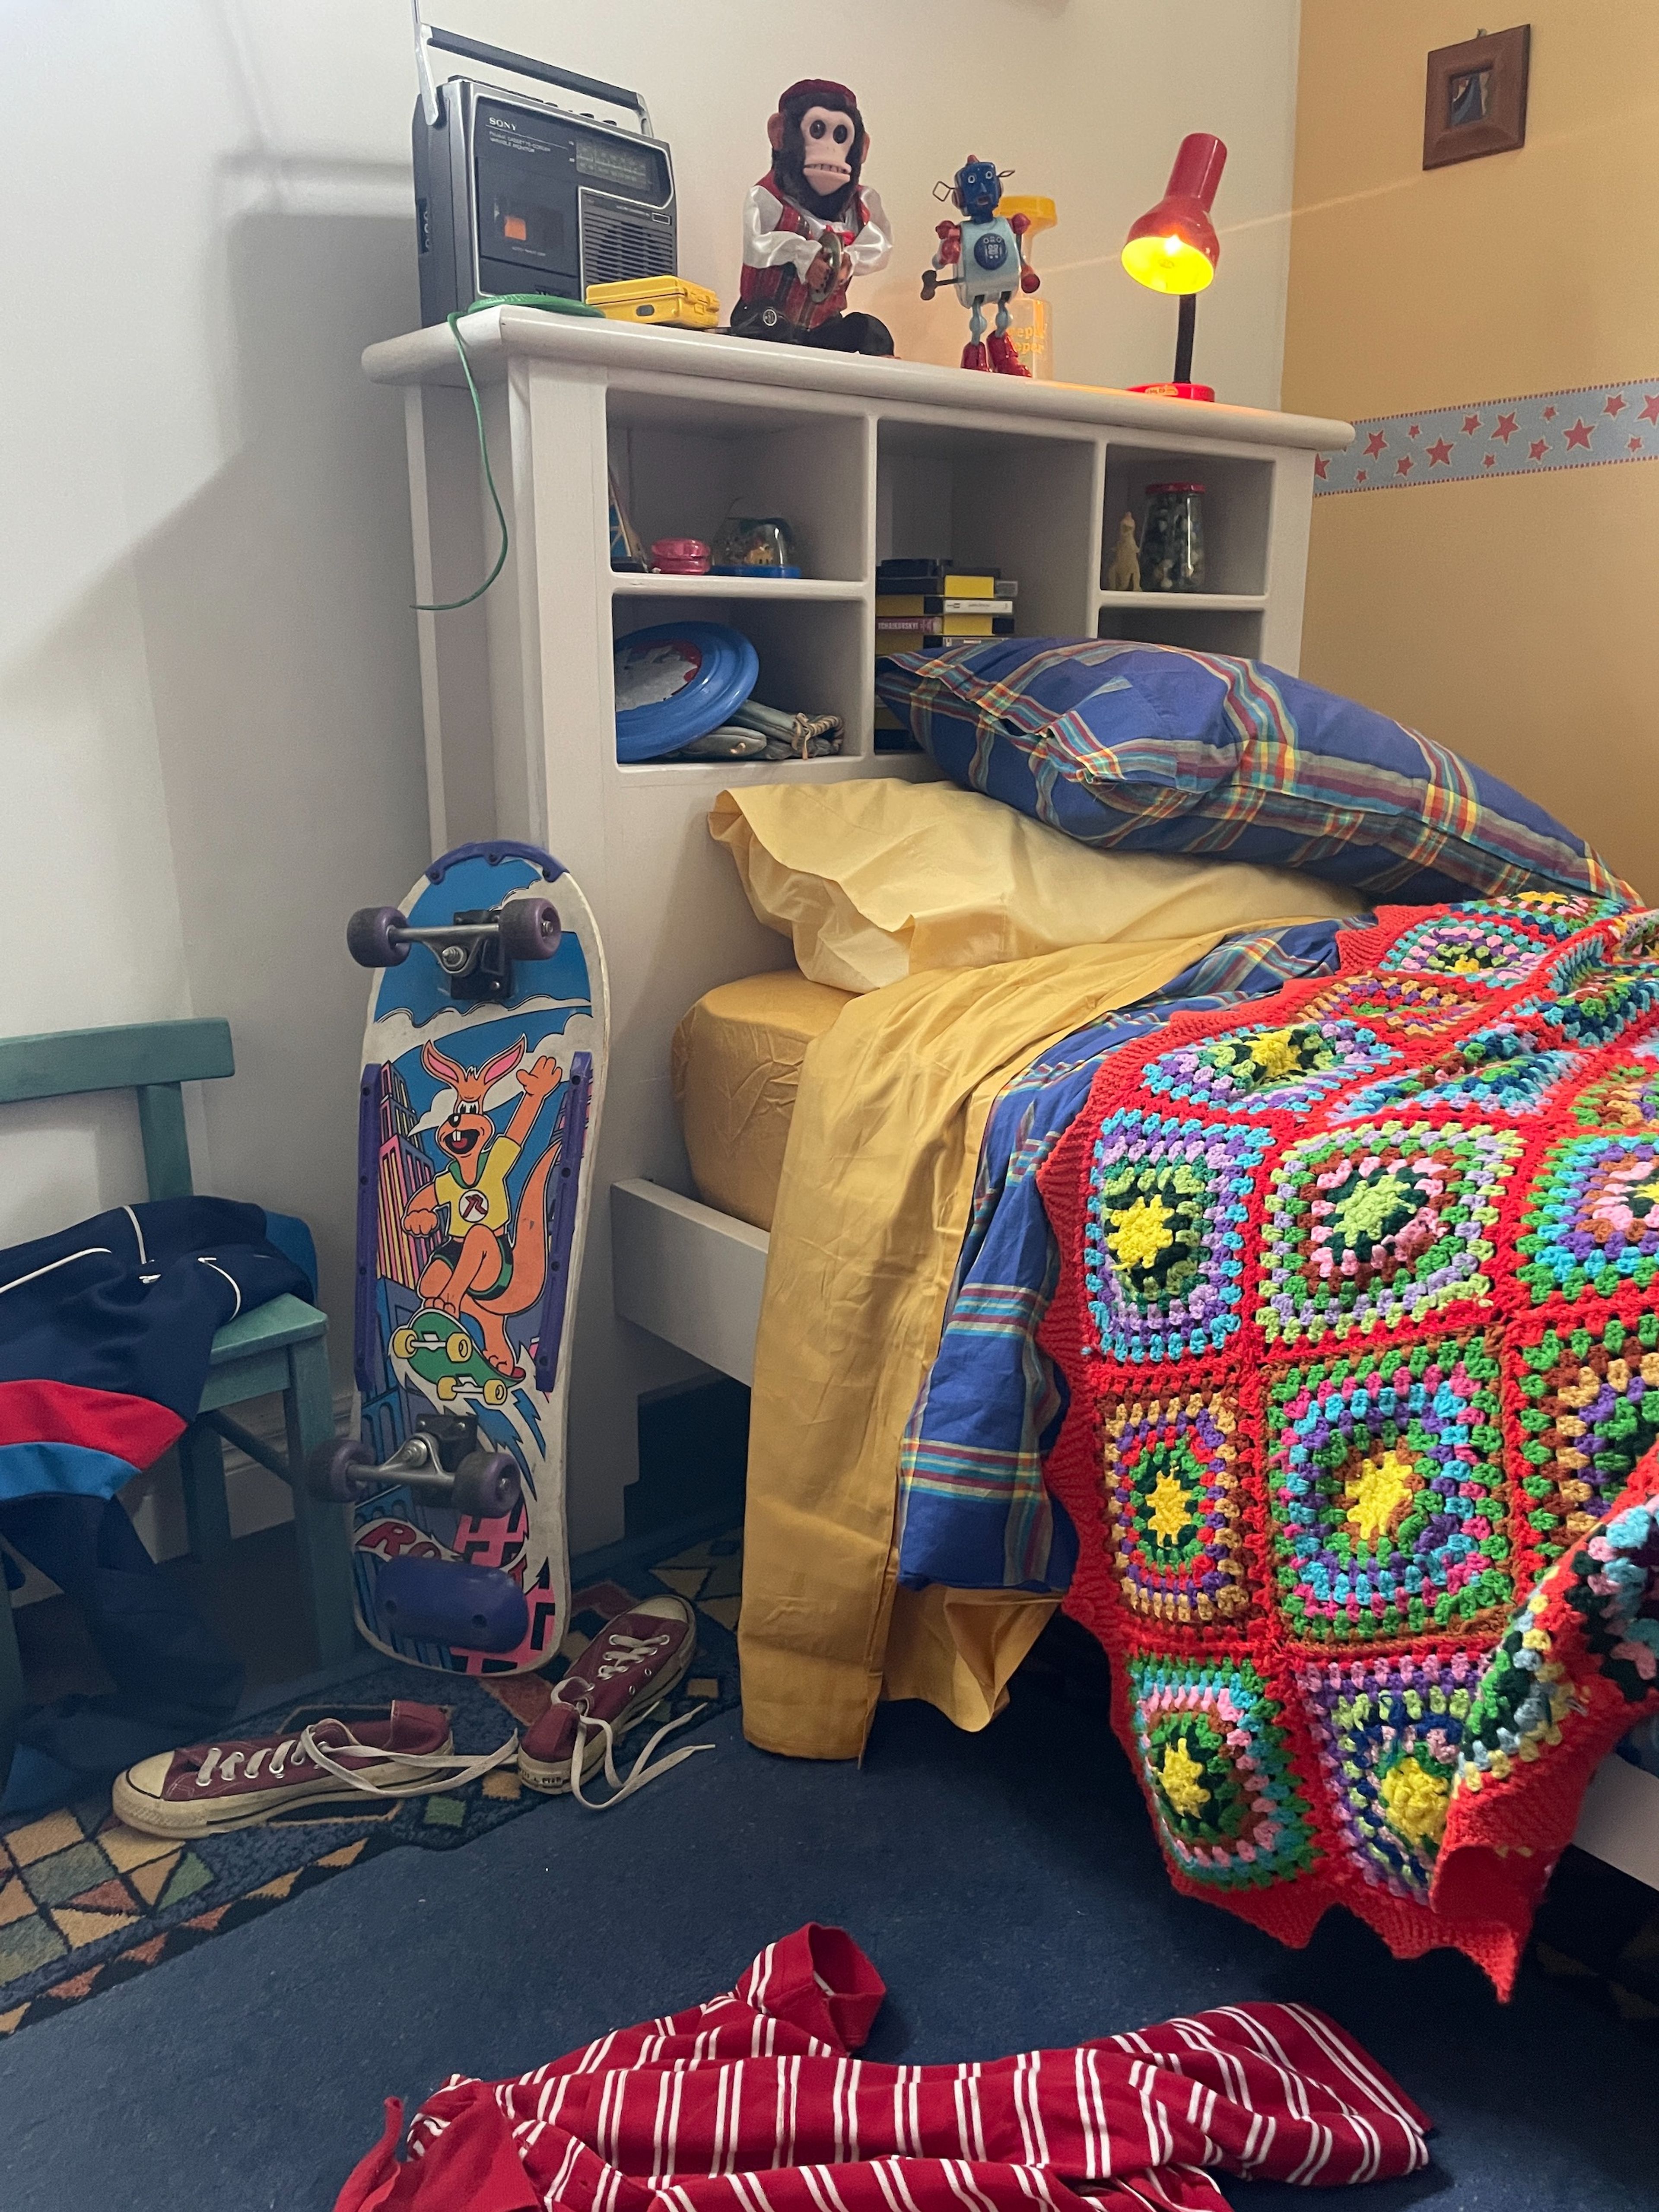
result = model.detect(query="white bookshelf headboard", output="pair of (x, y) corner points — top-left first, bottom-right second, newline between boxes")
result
(363, 310), (1351, 1549)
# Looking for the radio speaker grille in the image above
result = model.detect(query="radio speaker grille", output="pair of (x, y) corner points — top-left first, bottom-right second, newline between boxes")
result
(582, 195), (675, 288)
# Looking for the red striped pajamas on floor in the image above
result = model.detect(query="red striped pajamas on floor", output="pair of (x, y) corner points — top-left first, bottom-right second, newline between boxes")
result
(337, 1924), (1430, 2212)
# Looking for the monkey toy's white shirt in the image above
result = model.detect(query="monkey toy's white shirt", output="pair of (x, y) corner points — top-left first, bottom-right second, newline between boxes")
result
(740, 183), (893, 281)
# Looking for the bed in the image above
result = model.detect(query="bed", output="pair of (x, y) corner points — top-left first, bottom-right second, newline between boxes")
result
(670, 918), (1365, 1570)
(648, 645), (1659, 1969)
(666, 913), (1659, 1950)
(364, 314), (1658, 1971)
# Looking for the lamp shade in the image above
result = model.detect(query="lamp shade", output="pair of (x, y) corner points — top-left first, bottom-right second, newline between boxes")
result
(1121, 133), (1227, 296)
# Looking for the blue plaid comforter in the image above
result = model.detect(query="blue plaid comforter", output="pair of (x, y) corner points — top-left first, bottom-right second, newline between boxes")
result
(895, 917), (1361, 1595)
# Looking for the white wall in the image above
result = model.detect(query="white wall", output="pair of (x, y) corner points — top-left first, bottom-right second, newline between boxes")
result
(0, 0), (1299, 1554)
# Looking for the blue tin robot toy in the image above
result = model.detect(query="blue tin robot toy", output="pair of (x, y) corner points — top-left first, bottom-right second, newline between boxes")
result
(920, 156), (1039, 375)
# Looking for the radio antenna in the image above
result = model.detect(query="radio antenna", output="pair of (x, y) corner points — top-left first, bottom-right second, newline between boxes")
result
(411, 0), (439, 127)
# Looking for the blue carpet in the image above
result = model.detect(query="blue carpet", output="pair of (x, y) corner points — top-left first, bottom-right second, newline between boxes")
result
(0, 1535), (742, 2036)
(0, 1677), (1652, 2212)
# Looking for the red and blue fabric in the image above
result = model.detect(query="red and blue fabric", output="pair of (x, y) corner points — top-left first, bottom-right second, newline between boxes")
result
(898, 921), (1358, 1594)
(0, 1198), (307, 1505)
(875, 642), (1634, 907)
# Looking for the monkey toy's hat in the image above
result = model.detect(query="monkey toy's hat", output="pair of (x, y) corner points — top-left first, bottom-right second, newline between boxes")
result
(777, 78), (859, 112)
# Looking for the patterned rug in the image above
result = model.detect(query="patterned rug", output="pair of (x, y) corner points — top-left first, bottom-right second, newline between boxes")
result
(0, 1527), (742, 2039)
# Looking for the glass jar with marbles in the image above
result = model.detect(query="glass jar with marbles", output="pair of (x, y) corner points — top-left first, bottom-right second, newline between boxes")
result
(1140, 483), (1206, 593)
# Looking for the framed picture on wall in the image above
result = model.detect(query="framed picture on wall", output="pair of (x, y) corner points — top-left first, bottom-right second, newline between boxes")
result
(1424, 25), (1530, 169)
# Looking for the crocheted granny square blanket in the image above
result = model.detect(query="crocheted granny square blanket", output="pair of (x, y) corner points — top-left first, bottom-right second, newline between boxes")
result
(1037, 893), (1659, 1994)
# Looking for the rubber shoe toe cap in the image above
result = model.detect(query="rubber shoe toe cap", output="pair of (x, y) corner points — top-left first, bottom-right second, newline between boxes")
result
(116, 1753), (175, 1805)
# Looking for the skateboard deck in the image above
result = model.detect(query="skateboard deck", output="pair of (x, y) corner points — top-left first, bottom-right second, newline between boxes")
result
(347, 838), (606, 1674)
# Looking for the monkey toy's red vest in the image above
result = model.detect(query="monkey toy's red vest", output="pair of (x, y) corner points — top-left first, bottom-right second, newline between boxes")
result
(739, 174), (871, 334)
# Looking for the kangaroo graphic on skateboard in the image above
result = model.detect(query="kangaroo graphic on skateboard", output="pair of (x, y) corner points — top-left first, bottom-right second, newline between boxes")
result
(404, 1035), (562, 1382)
(309, 839), (608, 1675)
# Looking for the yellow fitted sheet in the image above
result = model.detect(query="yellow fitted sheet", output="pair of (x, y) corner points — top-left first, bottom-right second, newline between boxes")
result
(671, 970), (854, 1232)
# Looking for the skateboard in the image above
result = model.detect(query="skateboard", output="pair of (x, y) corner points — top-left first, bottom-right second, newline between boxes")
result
(308, 838), (607, 1675)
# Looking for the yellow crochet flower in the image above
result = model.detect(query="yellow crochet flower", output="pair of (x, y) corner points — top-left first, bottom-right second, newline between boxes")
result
(1109, 1194), (1174, 1271)
(1158, 1736), (1211, 1818)
(1377, 1755), (1450, 1848)
(1343, 1447), (1417, 1546)
(1246, 1027), (1303, 1081)
(1146, 1469), (1191, 1546)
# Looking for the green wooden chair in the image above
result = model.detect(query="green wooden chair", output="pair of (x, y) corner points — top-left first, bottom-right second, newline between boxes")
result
(0, 1020), (358, 1784)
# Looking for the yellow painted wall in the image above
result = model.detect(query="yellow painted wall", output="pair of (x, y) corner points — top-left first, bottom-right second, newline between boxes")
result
(1283, 2), (1659, 899)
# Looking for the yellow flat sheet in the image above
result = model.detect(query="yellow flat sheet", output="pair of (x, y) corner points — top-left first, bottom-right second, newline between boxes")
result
(739, 913), (1360, 1760)
(672, 971), (854, 1231)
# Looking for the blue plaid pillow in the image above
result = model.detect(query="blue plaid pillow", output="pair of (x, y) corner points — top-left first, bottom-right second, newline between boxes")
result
(874, 641), (1630, 906)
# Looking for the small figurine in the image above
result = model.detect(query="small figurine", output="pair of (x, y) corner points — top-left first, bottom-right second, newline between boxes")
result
(732, 79), (894, 353)
(921, 157), (1040, 375)
(1105, 511), (1141, 592)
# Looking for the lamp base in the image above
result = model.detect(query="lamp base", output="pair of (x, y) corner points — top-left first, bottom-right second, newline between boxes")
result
(1127, 381), (1215, 402)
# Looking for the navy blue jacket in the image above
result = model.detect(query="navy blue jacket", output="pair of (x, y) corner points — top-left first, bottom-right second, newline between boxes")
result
(0, 1198), (306, 1502)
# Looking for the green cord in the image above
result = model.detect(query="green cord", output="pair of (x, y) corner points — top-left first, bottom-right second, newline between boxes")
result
(414, 291), (604, 614)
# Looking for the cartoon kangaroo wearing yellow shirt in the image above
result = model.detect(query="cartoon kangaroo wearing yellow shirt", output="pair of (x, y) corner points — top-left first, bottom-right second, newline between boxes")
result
(403, 1036), (563, 1380)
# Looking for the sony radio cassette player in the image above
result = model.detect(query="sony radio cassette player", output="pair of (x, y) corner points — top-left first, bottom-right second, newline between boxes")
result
(411, 9), (676, 324)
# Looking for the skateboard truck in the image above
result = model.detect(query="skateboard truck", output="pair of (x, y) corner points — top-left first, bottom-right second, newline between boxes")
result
(308, 1409), (523, 1521)
(346, 894), (561, 1003)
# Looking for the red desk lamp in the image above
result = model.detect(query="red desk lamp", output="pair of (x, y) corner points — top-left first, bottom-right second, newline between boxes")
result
(1122, 133), (1227, 402)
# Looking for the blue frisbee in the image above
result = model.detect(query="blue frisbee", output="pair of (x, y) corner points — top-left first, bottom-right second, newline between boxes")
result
(613, 622), (760, 762)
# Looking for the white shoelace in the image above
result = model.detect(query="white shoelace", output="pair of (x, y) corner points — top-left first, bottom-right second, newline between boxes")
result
(591, 1629), (671, 1679)
(200, 1624), (714, 1811)
(296, 1723), (518, 1797)
(569, 1701), (715, 1811)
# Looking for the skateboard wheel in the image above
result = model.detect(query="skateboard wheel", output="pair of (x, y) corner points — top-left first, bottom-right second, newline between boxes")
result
(498, 896), (561, 964)
(444, 1331), (473, 1363)
(346, 905), (410, 968)
(389, 1326), (416, 1359)
(452, 1450), (521, 1520)
(482, 1376), (510, 1407)
(308, 1436), (375, 1502)
(435, 1376), (458, 1401)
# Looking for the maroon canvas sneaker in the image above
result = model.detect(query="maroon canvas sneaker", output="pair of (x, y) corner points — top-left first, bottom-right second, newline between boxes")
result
(111, 1702), (515, 1837)
(519, 1592), (712, 1806)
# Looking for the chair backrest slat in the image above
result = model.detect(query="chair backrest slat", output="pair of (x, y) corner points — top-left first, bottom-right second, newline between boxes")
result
(0, 1019), (234, 1203)
(135, 1086), (196, 1200)
(0, 1020), (234, 1105)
